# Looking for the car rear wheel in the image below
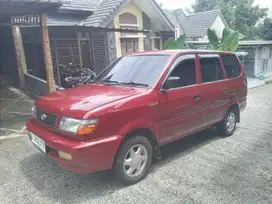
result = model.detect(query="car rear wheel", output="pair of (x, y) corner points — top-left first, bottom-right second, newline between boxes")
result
(114, 135), (153, 185)
(217, 109), (237, 137)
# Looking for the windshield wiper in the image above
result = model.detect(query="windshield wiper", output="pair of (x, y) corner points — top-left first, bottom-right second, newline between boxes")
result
(102, 80), (120, 85)
(121, 82), (149, 87)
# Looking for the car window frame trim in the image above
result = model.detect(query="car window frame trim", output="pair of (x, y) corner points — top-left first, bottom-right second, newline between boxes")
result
(196, 53), (226, 84)
(160, 53), (199, 91)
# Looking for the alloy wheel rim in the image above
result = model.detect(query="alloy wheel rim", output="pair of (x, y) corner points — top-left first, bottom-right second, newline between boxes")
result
(123, 144), (148, 178)
(226, 112), (236, 132)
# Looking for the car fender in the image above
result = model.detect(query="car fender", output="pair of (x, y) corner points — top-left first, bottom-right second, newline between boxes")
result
(117, 118), (159, 139)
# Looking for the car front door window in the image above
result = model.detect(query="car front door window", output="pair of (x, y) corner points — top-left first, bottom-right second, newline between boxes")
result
(164, 55), (197, 90)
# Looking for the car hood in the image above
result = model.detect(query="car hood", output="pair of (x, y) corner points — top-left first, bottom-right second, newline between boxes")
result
(36, 84), (147, 118)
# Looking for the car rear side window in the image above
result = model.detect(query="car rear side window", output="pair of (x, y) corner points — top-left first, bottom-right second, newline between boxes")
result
(221, 54), (241, 79)
(198, 54), (224, 83)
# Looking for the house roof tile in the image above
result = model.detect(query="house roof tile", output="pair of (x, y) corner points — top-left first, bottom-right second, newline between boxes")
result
(84, 0), (124, 27)
(44, 0), (173, 30)
(60, 0), (101, 13)
(164, 9), (221, 38)
(47, 14), (84, 26)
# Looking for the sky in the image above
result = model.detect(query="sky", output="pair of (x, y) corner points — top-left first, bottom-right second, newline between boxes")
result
(157, 0), (271, 10)
(157, 0), (196, 10)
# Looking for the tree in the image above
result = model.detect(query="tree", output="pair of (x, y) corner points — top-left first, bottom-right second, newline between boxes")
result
(256, 18), (272, 40)
(232, 1), (268, 39)
(192, 0), (217, 13)
(192, 0), (268, 39)
(207, 28), (239, 52)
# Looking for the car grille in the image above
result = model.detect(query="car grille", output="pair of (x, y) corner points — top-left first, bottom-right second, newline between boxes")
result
(36, 108), (57, 127)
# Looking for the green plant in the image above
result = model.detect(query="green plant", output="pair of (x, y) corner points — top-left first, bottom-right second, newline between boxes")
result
(164, 35), (197, 50)
(164, 37), (179, 49)
(207, 28), (239, 52)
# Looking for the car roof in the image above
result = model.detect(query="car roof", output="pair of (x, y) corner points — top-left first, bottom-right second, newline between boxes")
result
(129, 49), (236, 56)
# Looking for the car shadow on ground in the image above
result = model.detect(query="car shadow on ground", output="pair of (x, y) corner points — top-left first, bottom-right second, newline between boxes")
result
(157, 128), (219, 165)
(20, 128), (221, 203)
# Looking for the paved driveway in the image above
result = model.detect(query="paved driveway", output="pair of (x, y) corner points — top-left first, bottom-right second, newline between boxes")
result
(0, 84), (272, 204)
(0, 86), (35, 136)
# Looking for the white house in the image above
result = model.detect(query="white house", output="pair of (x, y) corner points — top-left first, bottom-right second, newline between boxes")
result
(164, 9), (228, 40)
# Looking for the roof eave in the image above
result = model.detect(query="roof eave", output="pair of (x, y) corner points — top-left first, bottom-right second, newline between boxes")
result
(98, 0), (126, 27)
(58, 9), (93, 16)
(92, 0), (175, 32)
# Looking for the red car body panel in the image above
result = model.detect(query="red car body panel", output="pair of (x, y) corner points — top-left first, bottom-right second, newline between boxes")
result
(26, 50), (247, 173)
(36, 84), (147, 118)
(26, 119), (123, 173)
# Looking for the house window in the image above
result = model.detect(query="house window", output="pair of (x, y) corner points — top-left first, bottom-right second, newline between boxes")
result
(119, 12), (138, 25)
(119, 13), (139, 56)
(121, 38), (139, 55)
(119, 12), (138, 35)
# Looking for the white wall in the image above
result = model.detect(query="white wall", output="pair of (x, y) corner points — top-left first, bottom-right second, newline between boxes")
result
(175, 26), (180, 40)
(254, 46), (272, 76)
(210, 16), (226, 38)
(199, 16), (226, 41)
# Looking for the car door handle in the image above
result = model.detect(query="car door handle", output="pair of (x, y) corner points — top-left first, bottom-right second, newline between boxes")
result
(223, 88), (228, 93)
(193, 94), (200, 100)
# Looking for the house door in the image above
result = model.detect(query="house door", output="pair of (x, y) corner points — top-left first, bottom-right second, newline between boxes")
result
(121, 38), (139, 56)
(80, 40), (92, 69)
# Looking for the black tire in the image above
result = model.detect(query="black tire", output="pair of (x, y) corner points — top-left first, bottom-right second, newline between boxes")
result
(217, 108), (238, 137)
(114, 135), (153, 185)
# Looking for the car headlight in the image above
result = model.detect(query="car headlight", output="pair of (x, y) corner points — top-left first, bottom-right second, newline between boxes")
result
(31, 106), (36, 118)
(59, 116), (98, 135)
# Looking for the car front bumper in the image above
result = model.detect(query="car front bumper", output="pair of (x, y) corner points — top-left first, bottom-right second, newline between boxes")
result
(26, 119), (123, 173)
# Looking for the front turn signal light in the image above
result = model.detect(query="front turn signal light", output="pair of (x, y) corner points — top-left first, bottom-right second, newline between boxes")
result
(77, 124), (97, 135)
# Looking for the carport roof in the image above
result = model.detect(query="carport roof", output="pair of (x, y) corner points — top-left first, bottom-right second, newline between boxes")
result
(0, 0), (65, 18)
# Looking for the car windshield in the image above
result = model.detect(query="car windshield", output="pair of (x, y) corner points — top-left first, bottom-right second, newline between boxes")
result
(94, 54), (170, 88)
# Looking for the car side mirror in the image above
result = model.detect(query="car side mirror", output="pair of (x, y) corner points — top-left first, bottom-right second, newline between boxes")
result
(162, 76), (180, 91)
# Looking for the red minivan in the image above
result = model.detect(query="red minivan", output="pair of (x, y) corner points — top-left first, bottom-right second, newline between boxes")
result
(26, 50), (247, 184)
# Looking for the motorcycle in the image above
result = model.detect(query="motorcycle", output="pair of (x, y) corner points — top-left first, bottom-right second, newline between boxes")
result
(59, 63), (96, 88)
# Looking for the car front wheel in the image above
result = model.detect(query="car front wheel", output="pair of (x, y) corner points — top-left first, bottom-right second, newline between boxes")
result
(114, 135), (153, 185)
